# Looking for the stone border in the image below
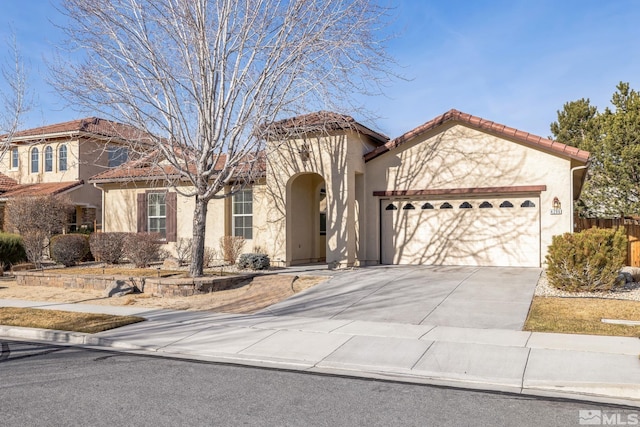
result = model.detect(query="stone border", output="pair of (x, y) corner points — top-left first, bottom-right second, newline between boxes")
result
(13, 271), (258, 297)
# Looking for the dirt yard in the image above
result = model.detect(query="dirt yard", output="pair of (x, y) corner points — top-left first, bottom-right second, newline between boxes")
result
(0, 274), (327, 314)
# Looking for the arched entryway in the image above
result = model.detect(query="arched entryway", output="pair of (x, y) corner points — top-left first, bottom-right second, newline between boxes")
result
(286, 172), (327, 265)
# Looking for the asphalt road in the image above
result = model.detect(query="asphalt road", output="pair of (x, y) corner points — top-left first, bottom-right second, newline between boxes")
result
(0, 340), (633, 426)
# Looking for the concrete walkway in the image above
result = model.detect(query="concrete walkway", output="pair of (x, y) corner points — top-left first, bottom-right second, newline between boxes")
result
(1, 296), (639, 407)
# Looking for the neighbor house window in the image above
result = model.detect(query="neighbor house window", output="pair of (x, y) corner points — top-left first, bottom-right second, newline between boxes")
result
(233, 189), (253, 239)
(147, 193), (166, 238)
(59, 145), (67, 171)
(10, 148), (18, 169)
(44, 146), (53, 172)
(30, 148), (39, 173)
(108, 146), (128, 167)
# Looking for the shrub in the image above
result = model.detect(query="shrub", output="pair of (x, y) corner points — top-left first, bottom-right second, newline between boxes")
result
(21, 230), (48, 268)
(124, 233), (163, 268)
(238, 253), (270, 270)
(175, 237), (192, 265)
(50, 234), (90, 267)
(0, 232), (27, 269)
(89, 232), (128, 264)
(546, 227), (627, 292)
(202, 246), (217, 268)
(219, 236), (245, 265)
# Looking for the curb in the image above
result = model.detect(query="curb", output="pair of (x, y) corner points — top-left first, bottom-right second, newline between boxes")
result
(2, 326), (640, 408)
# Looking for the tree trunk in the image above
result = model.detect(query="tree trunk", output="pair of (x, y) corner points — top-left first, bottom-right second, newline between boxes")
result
(189, 196), (208, 277)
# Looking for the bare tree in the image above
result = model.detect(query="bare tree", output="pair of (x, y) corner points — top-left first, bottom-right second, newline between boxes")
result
(53, 0), (395, 276)
(0, 31), (30, 159)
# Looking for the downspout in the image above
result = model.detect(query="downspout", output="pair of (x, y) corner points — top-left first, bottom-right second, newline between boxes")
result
(570, 165), (588, 233)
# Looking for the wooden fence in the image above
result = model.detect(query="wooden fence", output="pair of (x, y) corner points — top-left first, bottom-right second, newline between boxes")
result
(575, 217), (640, 267)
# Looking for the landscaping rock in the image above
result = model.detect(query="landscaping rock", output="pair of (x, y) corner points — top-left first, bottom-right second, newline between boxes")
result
(617, 271), (634, 284)
(621, 266), (640, 282)
(104, 280), (137, 297)
(163, 257), (181, 269)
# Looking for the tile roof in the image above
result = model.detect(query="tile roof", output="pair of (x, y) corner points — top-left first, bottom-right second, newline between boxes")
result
(89, 150), (266, 184)
(364, 109), (591, 163)
(265, 111), (389, 144)
(6, 117), (154, 144)
(0, 181), (83, 199)
(0, 172), (18, 192)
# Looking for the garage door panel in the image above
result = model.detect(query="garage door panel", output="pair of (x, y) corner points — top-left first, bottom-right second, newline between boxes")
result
(381, 197), (540, 267)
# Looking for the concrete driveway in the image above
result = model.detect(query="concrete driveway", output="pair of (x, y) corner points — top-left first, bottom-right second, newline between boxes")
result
(261, 266), (541, 330)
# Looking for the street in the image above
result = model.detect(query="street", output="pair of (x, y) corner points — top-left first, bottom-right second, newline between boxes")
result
(0, 340), (632, 426)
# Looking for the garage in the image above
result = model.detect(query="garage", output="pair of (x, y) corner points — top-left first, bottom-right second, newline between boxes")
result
(380, 195), (541, 267)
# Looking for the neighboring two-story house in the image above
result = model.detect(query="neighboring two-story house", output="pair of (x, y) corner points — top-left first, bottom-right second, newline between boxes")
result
(0, 117), (150, 231)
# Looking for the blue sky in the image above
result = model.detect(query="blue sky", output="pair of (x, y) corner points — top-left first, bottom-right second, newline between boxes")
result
(1, 0), (640, 139)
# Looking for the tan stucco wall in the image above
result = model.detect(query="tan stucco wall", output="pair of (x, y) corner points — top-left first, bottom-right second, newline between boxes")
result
(364, 123), (575, 265)
(264, 130), (378, 267)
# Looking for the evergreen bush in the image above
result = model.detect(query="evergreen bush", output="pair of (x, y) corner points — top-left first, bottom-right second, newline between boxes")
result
(0, 232), (27, 268)
(238, 253), (270, 270)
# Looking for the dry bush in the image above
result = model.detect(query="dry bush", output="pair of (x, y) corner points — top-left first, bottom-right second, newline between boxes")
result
(50, 234), (90, 267)
(219, 236), (245, 265)
(202, 246), (217, 268)
(124, 233), (163, 268)
(175, 237), (192, 265)
(90, 232), (128, 264)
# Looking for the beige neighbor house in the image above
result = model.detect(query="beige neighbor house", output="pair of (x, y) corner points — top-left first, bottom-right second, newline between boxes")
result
(0, 118), (151, 231)
(89, 109), (590, 268)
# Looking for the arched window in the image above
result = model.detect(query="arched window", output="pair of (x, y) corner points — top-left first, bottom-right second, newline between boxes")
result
(421, 202), (434, 210)
(59, 145), (67, 171)
(403, 203), (415, 210)
(500, 201), (514, 208)
(30, 148), (39, 173)
(479, 201), (493, 208)
(385, 203), (397, 211)
(521, 200), (536, 208)
(459, 202), (472, 209)
(440, 202), (453, 209)
(44, 146), (53, 172)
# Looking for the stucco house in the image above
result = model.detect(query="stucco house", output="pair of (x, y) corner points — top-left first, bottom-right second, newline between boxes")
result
(0, 118), (151, 231)
(89, 109), (590, 268)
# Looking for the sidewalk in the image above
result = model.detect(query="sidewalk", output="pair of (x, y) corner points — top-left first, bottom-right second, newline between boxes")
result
(1, 297), (639, 407)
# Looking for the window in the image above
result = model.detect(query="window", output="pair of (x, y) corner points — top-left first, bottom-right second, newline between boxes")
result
(30, 148), (39, 173)
(440, 202), (453, 209)
(459, 202), (472, 209)
(479, 201), (493, 208)
(233, 189), (253, 239)
(320, 212), (326, 236)
(385, 203), (397, 211)
(59, 145), (67, 171)
(402, 203), (415, 210)
(421, 202), (434, 210)
(10, 148), (18, 169)
(147, 193), (166, 238)
(108, 146), (128, 167)
(521, 200), (536, 208)
(44, 146), (53, 172)
(499, 201), (514, 208)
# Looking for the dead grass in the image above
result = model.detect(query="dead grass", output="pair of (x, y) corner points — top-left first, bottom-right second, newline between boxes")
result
(43, 267), (232, 278)
(524, 296), (640, 337)
(0, 307), (145, 333)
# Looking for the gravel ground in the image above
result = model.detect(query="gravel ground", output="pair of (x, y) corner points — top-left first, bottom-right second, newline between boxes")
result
(535, 270), (640, 301)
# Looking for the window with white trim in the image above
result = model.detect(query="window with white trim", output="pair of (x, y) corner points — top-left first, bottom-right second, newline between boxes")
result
(44, 146), (53, 172)
(147, 193), (166, 238)
(30, 148), (39, 173)
(10, 148), (18, 169)
(59, 145), (67, 171)
(233, 189), (253, 239)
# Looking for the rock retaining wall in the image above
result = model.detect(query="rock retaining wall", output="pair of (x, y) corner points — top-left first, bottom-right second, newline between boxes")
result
(13, 271), (257, 297)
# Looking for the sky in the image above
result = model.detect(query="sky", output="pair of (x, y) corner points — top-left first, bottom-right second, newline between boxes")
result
(1, 0), (640, 140)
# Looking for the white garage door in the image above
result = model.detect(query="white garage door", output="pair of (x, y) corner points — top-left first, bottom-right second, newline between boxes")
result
(381, 196), (540, 267)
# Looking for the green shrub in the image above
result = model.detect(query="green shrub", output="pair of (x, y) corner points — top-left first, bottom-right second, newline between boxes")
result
(90, 232), (128, 264)
(546, 227), (627, 292)
(0, 232), (27, 269)
(238, 253), (270, 270)
(50, 234), (90, 267)
(124, 233), (163, 268)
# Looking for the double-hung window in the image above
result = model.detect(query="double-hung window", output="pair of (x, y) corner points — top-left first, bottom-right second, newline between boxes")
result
(44, 146), (53, 172)
(10, 148), (18, 169)
(30, 148), (39, 173)
(232, 189), (253, 239)
(147, 193), (166, 238)
(59, 145), (67, 171)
